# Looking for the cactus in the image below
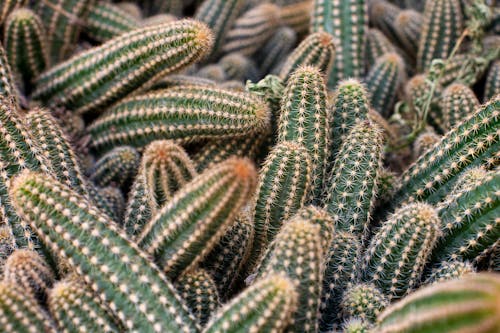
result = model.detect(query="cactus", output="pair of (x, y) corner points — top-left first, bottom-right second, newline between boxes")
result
(9, 170), (199, 332)
(365, 28), (396, 70)
(33, 19), (214, 116)
(417, 0), (463, 72)
(148, 74), (216, 92)
(203, 274), (298, 333)
(376, 273), (500, 333)
(343, 318), (371, 333)
(255, 27), (297, 75)
(218, 52), (260, 82)
(425, 259), (475, 284)
(88, 85), (270, 154)
(311, 0), (367, 88)
(175, 269), (220, 326)
(437, 83), (479, 132)
(293, 205), (334, 249)
(48, 275), (121, 333)
(140, 13), (177, 27)
(369, 0), (402, 45)
(365, 52), (405, 117)
(328, 79), (370, 164)
(341, 283), (389, 323)
(279, 0), (313, 36)
(136, 158), (257, 280)
(279, 31), (336, 82)
(84, 1), (139, 43)
(0, 226), (15, 274)
(324, 121), (384, 236)
(394, 9), (423, 57)
(0, 43), (19, 106)
(320, 231), (361, 331)
(142, 0), (183, 17)
(84, 182), (122, 222)
(437, 53), (487, 88)
(254, 217), (323, 333)
(413, 131), (441, 159)
(115, 2), (142, 19)
(98, 187), (125, 221)
(201, 211), (253, 299)
(194, 0), (244, 58)
(124, 140), (197, 237)
(484, 60), (500, 102)
(3, 8), (49, 92)
(3, 249), (54, 301)
(394, 95), (499, 206)
(376, 168), (398, 205)
(34, 0), (95, 63)
(361, 203), (441, 300)
(0, 0), (25, 24)
(197, 64), (227, 82)
(222, 3), (281, 57)
(249, 141), (312, 268)
(0, 281), (56, 332)
(89, 146), (140, 188)
(278, 66), (329, 202)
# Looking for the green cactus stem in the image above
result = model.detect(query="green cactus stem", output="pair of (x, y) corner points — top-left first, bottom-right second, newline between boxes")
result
(484, 60), (500, 102)
(0, 43), (19, 106)
(255, 27), (297, 75)
(394, 9), (423, 58)
(425, 259), (475, 284)
(340, 283), (389, 323)
(365, 28), (396, 71)
(436, 83), (479, 132)
(89, 146), (140, 188)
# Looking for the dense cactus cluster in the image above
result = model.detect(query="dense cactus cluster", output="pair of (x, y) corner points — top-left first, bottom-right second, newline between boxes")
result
(0, 0), (498, 333)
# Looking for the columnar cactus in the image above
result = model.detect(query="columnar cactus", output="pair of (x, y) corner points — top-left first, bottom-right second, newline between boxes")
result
(3, 249), (54, 301)
(3, 8), (49, 91)
(361, 203), (441, 300)
(376, 273), (500, 333)
(194, 0), (244, 58)
(425, 259), (475, 284)
(255, 27), (297, 75)
(196, 65), (227, 82)
(0, 44), (19, 106)
(278, 66), (329, 202)
(437, 83), (479, 132)
(324, 121), (384, 235)
(394, 95), (499, 206)
(417, 0), (463, 72)
(369, 0), (401, 44)
(142, 0), (183, 17)
(98, 187), (125, 221)
(48, 275), (121, 332)
(320, 231), (361, 331)
(9, 170), (199, 332)
(84, 1), (139, 43)
(249, 141), (312, 268)
(88, 85), (270, 154)
(0, 281), (56, 332)
(278, 0), (313, 36)
(89, 146), (140, 188)
(438, 53), (486, 88)
(203, 274), (298, 333)
(136, 158), (257, 280)
(254, 217), (324, 333)
(0, 226), (15, 274)
(124, 140), (197, 237)
(365, 29), (396, 70)
(484, 60), (500, 102)
(0, 0), (25, 25)
(340, 283), (389, 323)
(413, 131), (441, 159)
(34, 0), (95, 63)
(292, 205), (334, 249)
(394, 9), (423, 57)
(33, 20), (214, 116)
(218, 52), (260, 82)
(311, 0), (367, 88)
(175, 269), (221, 326)
(222, 3), (281, 57)
(279, 31), (336, 81)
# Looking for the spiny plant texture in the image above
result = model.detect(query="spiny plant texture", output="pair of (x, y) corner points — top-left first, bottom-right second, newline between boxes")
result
(255, 27), (297, 75)
(425, 259), (475, 285)
(413, 131), (441, 160)
(394, 9), (423, 58)
(365, 28), (396, 70)
(89, 146), (140, 188)
(484, 60), (500, 102)
(340, 283), (389, 324)
(0, 43), (19, 106)
(369, 0), (402, 45)
(436, 83), (480, 132)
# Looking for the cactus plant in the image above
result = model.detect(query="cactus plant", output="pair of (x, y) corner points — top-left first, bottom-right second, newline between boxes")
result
(124, 140), (197, 237)
(343, 318), (371, 333)
(437, 83), (479, 132)
(394, 9), (423, 57)
(88, 85), (270, 154)
(365, 28), (396, 70)
(0, 43), (19, 106)
(361, 203), (441, 300)
(484, 60), (500, 102)
(218, 52), (260, 82)
(48, 275), (121, 332)
(255, 27), (297, 75)
(425, 259), (475, 284)
(9, 170), (199, 332)
(136, 158), (257, 280)
(0, 225), (15, 274)
(33, 19), (214, 116)
(89, 146), (140, 188)
(278, 0), (313, 36)
(340, 283), (389, 323)
(413, 131), (441, 159)
(292, 205), (334, 249)
(98, 186), (125, 221)
(376, 273), (500, 333)
(0, 0), (25, 25)
(142, 0), (183, 17)
(369, 0), (402, 45)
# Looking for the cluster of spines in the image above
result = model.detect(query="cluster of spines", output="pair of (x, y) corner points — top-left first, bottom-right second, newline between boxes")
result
(417, 0), (463, 72)
(311, 0), (367, 88)
(9, 170), (199, 332)
(0, 43), (19, 106)
(3, 8), (49, 92)
(340, 283), (389, 324)
(279, 31), (336, 81)
(222, 3), (281, 57)
(89, 146), (140, 188)
(255, 26), (297, 75)
(33, 19), (214, 116)
(413, 130), (441, 160)
(136, 158), (257, 280)
(124, 140), (197, 237)
(48, 275), (121, 332)
(88, 85), (270, 154)
(0, 226), (15, 274)
(361, 203), (441, 300)
(425, 259), (475, 284)
(376, 273), (500, 333)
(437, 83), (479, 132)
(292, 205), (334, 249)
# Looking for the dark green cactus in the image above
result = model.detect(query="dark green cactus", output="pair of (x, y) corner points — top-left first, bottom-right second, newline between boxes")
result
(136, 158), (257, 280)
(376, 273), (500, 333)
(142, 0), (183, 17)
(365, 28), (396, 70)
(484, 60), (500, 102)
(33, 19), (214, 116)
(124, 140), (197, 237)
(413, 131), (441, 160)
(369, 0), (402, 45)
(9, 170), (199, 332)
(98, 186), (125, 221)
(341, 283), (389, 323)
(0, 0), (25, 25)
(88, 85), (270, 154)
(361, 203), (441, 300)
(0, 225), (15, 274)
(218, 52), (260, 82)
(89, 146), (140, 188)
(48, 275), (121, 332)
(437, 83), (479, 132)
(0, 43), (19, 106)
(255, 27), (297, 75)
(292, 205), (334, 250)
(425, 259), (475, 284)
(394, 9), (423, 57)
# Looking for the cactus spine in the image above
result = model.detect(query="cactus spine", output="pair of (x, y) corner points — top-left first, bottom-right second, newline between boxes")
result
(437, 83), (479, 132)
(124, 140), (197, 237)
(88, 85), (270, 154)
(203, 274), (298, 333)
(89, 146), (140, 188)
(361, 203), (441, 300)
(137, 158), (257, 280)
(376, 273), (500, 333)
(341, 283), (389, 323)
(425, 259), (475, 284)
(9, 170), (199, 332)
(33, 20), (214, 116)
